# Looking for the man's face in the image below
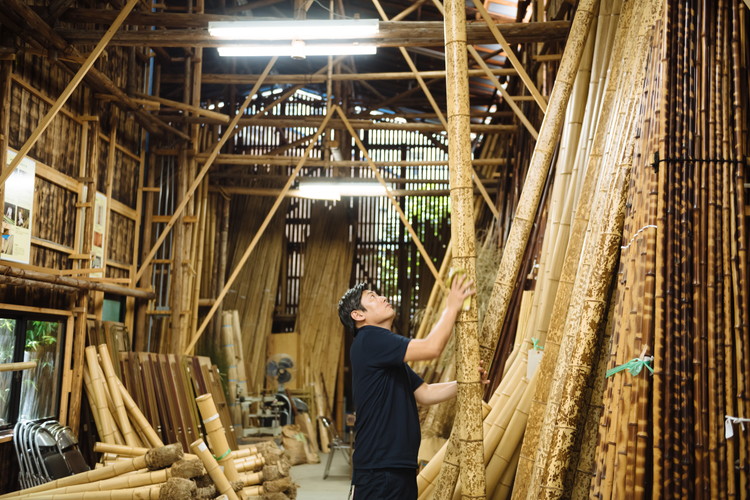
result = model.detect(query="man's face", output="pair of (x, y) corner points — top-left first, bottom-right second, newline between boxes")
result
(354, 289), (395, 328)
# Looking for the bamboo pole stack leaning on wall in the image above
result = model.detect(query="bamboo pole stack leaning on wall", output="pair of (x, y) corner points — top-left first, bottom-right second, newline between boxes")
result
(515, 0), (665, 496)
(586, 0), (750, 497)
(296, 201), (354, 427)
(424, 0), (602, 497)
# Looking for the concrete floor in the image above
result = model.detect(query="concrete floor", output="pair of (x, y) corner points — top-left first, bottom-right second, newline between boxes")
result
(291, 450), (353, 500)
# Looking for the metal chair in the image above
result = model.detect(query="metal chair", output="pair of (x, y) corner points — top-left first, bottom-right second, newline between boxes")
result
(318, 416), (351, 479)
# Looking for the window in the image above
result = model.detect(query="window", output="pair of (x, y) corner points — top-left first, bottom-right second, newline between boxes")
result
(0, 315), (66, 428)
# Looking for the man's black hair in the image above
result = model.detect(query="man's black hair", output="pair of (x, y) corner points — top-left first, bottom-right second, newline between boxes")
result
(338, 282), (368, 334)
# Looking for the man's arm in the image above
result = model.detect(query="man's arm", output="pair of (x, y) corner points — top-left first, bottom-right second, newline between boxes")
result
(413, 381), (457, 405)
(413, 364), (490, 406)
(404, 275), (474, 362)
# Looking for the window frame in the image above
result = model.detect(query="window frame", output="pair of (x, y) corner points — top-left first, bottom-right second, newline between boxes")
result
(0, 303), (73, 437)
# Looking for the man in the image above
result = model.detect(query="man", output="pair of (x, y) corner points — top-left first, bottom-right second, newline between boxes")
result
(337, 275), (479, 499)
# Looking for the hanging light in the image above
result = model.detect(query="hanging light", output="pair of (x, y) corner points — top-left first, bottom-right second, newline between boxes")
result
(209, 19), (380, 57)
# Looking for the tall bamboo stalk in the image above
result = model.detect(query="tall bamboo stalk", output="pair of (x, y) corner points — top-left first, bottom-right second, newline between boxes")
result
(442, 0), (484, 496)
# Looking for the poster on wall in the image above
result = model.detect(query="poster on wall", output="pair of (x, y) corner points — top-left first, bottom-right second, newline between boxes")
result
(90, 191), (107, 277)
(2, 150), (35, 264)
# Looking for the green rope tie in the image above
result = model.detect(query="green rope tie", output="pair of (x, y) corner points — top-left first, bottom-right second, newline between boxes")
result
(213, 448), (232, 461)
(531, 338), (544, 351)
(606, 356), (654, 378)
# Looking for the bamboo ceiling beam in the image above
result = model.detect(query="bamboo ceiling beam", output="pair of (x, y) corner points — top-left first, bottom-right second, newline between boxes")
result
(4, 0), (182, 138)
(196, 155), (508, 167)
(209, 186), (474, 197)
(0, 0), (139, 187)
(55, 18), (570, 45)
(183, 106), (337, 355)
(468, 45), (539, 139)
(133, 91), (230, 123)
(133, 56), (279, 284)
(0, 265), (155, 298)
(470, 0), (548, 112)
(370, 0), (500, 222)
(177, 115), (517, 133)
(159, 67), (516, 84)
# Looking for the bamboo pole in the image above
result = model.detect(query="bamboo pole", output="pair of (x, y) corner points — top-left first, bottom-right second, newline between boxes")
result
(477, 0), (600, 369)
(426, 1), (600, 497)
(0, 265), (154, 298)
(98, 344), (139, 447)
(0, 444), (183, 498)
(0, 360), (37, 372)
(438, 0), (484, 496)
(190, 439), (239, 500)
(195, 393), (239, 481)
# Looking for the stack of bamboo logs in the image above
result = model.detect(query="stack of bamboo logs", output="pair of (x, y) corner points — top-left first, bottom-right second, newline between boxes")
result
(1, 439), (280, 499)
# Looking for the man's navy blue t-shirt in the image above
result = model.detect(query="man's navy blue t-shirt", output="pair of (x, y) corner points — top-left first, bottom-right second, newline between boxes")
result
(350, 325), (424, 484)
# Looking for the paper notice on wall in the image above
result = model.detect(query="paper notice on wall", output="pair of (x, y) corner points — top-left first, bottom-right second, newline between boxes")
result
(90, 191), (107, 277)
(2, 150), (35, 264)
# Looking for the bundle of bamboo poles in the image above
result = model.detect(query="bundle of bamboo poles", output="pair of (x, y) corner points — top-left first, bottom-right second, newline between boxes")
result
(222, 185), (287, 394)
(83, 344), (164, 450)
(416, 0), (673, 496)
(4, 439), (274, 500)
(586, 0), (750, 498)
(220, 310), (248, 428)
(296, 201), (354, 423)
(419, 0), (605, 496)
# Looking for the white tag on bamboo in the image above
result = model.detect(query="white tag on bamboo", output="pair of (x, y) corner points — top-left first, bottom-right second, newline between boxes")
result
(527, 338), (544, 380)
(725, 415), (750, 439)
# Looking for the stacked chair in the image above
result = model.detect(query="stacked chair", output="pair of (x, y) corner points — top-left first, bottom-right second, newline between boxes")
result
(13, 420), (89, 489)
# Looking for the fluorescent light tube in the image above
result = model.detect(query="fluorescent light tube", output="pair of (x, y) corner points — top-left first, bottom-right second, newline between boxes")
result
(208, 19), (380, 40)
(217, 43), (377, 57)
(297, 180), (388, 200)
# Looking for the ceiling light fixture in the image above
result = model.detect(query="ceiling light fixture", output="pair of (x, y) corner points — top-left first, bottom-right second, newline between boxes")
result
(297, 179), (388, 201)
(209, 19), (380, 57)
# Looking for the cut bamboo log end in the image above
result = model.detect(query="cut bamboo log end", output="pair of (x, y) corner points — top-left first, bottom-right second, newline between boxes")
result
(190, 439), (239, 500)
(195, 393), (239, 481)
